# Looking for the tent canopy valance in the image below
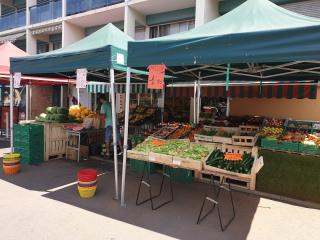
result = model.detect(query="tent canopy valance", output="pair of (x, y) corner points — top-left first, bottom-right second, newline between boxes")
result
(10, 24), (131, 75)
(87, 82), (161, 94)
(167, 81), (318, 99)
(127, 0), (320, 81)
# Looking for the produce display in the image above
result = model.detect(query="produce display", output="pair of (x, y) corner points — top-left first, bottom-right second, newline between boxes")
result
(134, 139), (209, 161)
(303, 134), (320, 146)
(206, 150), (254, 174)
(263, 118), (285, 127)
(167, 124), (192, 139)
(122, 107), (158, 125)
(198, 128), (235, 138)
(152, 125), (179, 139)
(259, 127), (284, 138)
(36, 106), (70, 123)
(69, 105), (94, 122)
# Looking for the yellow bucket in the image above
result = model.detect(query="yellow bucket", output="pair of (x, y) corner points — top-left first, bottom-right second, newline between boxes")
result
(3, 153), (21, 159)
(78, 185), (97, 198)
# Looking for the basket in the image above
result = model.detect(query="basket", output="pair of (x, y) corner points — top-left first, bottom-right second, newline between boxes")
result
(77, 169), (97, 182)
(3, 164), (20, 175)
(78, 185), (97, 198)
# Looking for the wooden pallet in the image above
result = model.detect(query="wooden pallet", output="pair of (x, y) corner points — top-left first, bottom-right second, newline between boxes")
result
(42, 123), (67, 161)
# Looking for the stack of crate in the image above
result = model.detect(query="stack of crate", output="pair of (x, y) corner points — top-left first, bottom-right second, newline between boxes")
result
(13, 124), (44, 164)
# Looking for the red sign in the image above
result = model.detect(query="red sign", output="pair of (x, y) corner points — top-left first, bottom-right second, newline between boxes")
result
(148, 64), (166, 89)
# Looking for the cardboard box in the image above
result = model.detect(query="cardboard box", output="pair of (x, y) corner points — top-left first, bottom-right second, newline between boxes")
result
(67, 145), (89, 161)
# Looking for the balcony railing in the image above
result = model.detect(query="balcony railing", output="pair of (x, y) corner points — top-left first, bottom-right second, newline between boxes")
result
(30, 0), (62, 24)
(0, 10), (26, 32)
(67, 0), (124, 16)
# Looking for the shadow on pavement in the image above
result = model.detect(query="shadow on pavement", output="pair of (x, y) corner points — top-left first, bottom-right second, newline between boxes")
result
(0, 159), (259, 240)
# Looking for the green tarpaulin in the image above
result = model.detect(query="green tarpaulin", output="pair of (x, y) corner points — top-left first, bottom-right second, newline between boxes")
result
(128, 0), (320, 67)
(11, 24), (131, 74)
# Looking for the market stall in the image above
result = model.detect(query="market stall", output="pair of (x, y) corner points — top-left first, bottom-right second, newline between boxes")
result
(124, 0), (320, 216)
(10, 23), (138, 200)
(0, 41), (75, 149)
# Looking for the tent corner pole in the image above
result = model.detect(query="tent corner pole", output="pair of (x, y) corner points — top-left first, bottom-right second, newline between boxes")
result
(121, 67), (131, 207)
(26, 85), (29, 121)
(197, 80), (201, 124)
(10, 74), (14, 153)
(226, 97), (230, 117)
(60, 85), (64, 107)
(193, 81), (196, 124)
(110, 68), (119, 200)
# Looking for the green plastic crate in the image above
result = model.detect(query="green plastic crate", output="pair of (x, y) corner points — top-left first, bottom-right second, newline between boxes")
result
(261, 138), (299, 152)
(298, 144), (320, 155)
(130, 159), (155, 174)
(13, 124), (44, 164)
(164, 167), (193, 184)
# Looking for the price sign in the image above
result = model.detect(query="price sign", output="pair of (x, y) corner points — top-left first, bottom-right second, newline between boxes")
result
(76, 68), (87, 89)
(13, 72), (21, 88)
(173, 159), (181, 166)
(147, 64), (166, 90)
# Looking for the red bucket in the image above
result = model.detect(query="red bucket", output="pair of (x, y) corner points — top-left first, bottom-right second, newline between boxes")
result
(77, 169), (97, 182)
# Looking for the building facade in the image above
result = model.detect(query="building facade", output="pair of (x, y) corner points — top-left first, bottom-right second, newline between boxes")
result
(0, 0), (319, 117)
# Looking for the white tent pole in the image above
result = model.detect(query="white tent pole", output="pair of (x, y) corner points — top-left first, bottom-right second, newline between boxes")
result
(60, 85), (64, 107)
(193, 81), (196, 124)
(161, 87), (165, 123)
(197, 80), (201, 124)
(121, 67), (131, 207)
(226, 97), (230, 117)
(110, 68), (119, 200)
(26, 85), (29, 120)
(10, 74), (14, 153)
(77, 88), (80, 105)
(137, 94), (140, 106)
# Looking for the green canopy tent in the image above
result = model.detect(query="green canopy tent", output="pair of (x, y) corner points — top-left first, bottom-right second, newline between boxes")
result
(120, 0), (320, 205)
(10, 23), (143, 201)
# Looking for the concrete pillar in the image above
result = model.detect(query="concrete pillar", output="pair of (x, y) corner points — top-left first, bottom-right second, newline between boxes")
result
(195, 0), (219, 27)
(26, 0), (37, 26)
(26, 29), (37, 54)
(124, 6), (146, 38)
(62, 21), (84, 47)
(62, 0), (67, 18)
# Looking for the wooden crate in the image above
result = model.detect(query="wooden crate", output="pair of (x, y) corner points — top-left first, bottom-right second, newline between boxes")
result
(202, 145), (263, 190)
(232, 135), (258, 147)
(239, 125), (260, 134)
(194, 134), (213, 142)
(127, 150), (149, 161)
(42, 123), (67, 161)
(149, 152), (173, 165)
(195, 126), (239, 144)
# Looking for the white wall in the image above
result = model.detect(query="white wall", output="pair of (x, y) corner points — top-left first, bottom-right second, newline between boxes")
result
(62, 21), (85, 47)
(195, 0), (219, 27)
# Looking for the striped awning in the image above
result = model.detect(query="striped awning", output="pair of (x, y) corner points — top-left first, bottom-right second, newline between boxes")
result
(87, 82), (161, 94)
(167, 84), (318, 99)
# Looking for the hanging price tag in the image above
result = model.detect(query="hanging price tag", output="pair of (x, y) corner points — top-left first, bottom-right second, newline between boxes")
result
(13, 72), (21, 88)
(76, 68), (87, 89)
(147, 64), (166, 90)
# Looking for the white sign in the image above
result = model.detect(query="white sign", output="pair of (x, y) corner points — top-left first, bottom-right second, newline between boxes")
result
(76, 68), (87, 89)
(116, 53), (125, 65)
(13, 72), (21, 88)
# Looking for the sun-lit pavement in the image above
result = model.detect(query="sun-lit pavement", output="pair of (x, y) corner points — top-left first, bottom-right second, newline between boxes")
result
(0, 159), (319, 240)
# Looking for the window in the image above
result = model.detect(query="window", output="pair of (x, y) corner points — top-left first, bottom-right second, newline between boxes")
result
(149, 19), (195, 39)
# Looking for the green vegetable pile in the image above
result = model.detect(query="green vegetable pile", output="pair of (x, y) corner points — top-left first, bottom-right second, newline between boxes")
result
(134, 139), (209, 161)
(179, 144), (210, 160)
(200, 129), (217, 136)
(206, 150), (254, 174)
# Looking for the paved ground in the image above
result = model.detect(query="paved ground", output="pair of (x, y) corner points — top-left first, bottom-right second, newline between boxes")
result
(0, 157), (319, 240)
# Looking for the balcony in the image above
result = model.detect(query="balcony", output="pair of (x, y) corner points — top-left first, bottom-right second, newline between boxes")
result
(67, 0), (124, 16)
(30, 0), (62, 24)
(0, 10), (26, 32)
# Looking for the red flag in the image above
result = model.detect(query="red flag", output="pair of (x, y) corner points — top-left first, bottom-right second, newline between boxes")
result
(148, 64), (166, 89)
